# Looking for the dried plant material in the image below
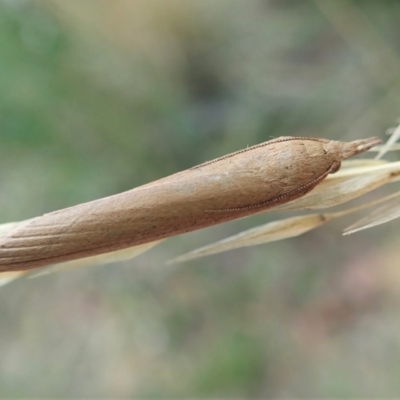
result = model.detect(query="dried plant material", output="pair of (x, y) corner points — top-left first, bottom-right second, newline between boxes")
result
(344, 191), (400, 235)
(0, 271), (27, 286)
(272, 161), (400, 212)
(371, 143), (400, 154)
(168, 214), (334, 263)
(169, 191), (400, 263)
(375, 122), (400, 160)
(327, 160), (400, 179)
(0, 136), (380, 272)
(32, 240), (164, 277)
(0, 239), (163, 286)
(341, 159), (389, 168)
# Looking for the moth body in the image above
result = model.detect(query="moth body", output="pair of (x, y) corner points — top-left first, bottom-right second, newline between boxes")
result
(0, 136), (381, 271)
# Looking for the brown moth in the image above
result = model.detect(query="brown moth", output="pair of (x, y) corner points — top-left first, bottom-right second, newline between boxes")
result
(0, 136), (380, 272)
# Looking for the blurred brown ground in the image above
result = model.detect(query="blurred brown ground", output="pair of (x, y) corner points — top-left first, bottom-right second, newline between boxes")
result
(1, 0), (400, 397)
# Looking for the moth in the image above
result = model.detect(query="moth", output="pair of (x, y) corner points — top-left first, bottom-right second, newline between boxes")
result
(0, 136), (381, 272)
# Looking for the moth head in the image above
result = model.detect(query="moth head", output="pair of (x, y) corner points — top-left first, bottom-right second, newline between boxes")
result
(328, 137), (382, 161)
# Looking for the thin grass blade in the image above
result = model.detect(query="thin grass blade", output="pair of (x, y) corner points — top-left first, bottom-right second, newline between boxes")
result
(32, 240), (164, 277)
(344, 191), (400, 235)
(272, 162), (400, 212)
(168, 214), (334, 263)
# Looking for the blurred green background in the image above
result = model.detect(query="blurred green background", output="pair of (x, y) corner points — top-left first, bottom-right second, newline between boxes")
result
(1, 0), (400, 397)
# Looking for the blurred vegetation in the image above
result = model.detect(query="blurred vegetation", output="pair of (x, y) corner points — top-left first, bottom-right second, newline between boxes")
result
(1, 0), (400, 397)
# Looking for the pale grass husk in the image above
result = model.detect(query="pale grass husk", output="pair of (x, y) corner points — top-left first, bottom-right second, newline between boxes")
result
(344, 192), (400, 235)
(168, 191), (400, 263)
